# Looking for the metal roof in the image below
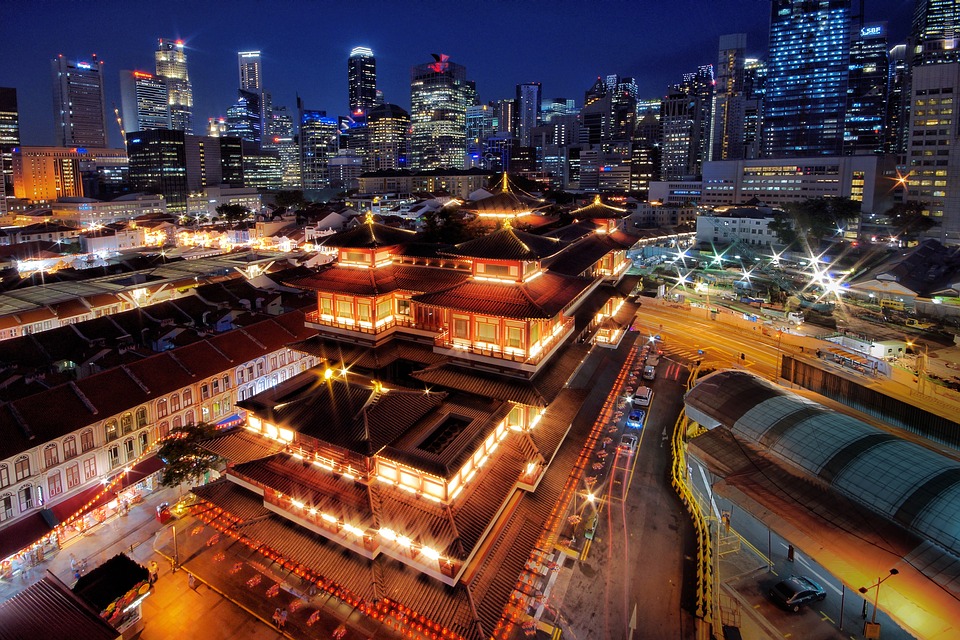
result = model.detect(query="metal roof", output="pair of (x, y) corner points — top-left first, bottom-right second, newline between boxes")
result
(685, 370), (960, 557)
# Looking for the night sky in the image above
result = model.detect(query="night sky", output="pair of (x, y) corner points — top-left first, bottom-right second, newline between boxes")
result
(1, 0), (916, 149)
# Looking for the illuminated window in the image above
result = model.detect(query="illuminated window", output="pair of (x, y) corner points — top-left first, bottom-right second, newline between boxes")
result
(81, 429), (94, 452)
(44, 444), (59, 468)
(83, 457), (97, 481)
(476, 320), (497, 343)
(105, 421), (118, 442)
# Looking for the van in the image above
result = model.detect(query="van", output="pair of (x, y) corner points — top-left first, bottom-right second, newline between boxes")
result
(633, 386), (653, 406)
(642, 365), (656, 381)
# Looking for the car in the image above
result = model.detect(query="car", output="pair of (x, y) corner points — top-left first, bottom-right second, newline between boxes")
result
(642, 365), (656, 381)
(768, 576), (826, 612)
(633, 386), (653, 406)
(626, 409), (646, 428)
(618, 433), (638, 454)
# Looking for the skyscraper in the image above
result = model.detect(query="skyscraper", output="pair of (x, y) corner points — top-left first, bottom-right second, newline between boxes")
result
(299, 100), (339, 189)
(155, 39), (193, 134)
(660, 66), (714, 180)
(885, 44), (909, 154)
(51, 54), (107, 148)
(410, 54), (469, 170)
(515, 82), (542, 146)
(843, 23), (889, 155)
(710, 34), (762, 161)
(238, 51), (263, 91)
(119, 70), (170, 133)
(763, 0), (852, 157)
(367, 103), (410, 171)
(909, 0), (960, 66)
(348, 47), (377, 114)
(0, 87), (19, 214)
(226, 89), (262, 146)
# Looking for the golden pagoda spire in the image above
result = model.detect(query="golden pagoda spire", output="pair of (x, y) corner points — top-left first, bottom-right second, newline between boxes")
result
(593, 194), (602, 205)
(502, 217), (513, 230)
(501, 172), (510, 193)
(364, 210), (375, 225)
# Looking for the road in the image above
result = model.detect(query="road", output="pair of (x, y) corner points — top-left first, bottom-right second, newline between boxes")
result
(556, 334), (697, 640)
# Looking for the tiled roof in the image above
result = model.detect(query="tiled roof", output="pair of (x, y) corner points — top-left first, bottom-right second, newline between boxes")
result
(411, 341), (589, 407)
(193, 478), (272, 522)
(439, 227), (565, 261)
(544, 220), (602, 243)
(198, 428), (286, 463)
(570, 195), (628, 219)
(321, 221), (416, 249)
(544, 234), (617, 277)
(287, 264), (469, 297)
(412, 273), (593, 319)
(0, 576), (119, 640)
(460, 191), (546, 217)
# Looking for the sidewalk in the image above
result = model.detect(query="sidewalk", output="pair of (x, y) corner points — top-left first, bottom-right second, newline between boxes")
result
(0, 483), (180, 604)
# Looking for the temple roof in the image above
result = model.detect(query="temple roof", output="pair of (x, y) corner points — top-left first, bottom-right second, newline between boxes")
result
(412, 272), (593, 319)
(570, 194), (628, 219)
(289, 336), (445, 370)
(459, 174), (548, 218)
(438, 223), (566, 261)
(321, 214), (417, 249)
(286, 263), (470, 297)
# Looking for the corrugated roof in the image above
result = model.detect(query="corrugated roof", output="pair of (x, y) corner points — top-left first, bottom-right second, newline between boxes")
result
(0, 577), (119, 640)
(198, 428), (286, 463)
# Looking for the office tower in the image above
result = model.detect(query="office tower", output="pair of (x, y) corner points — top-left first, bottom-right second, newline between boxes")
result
(764, 0), (852, 157)
(410, 54), (468, 170)
(0, 87), (18, 213)
(242, 140), (282, 189)
(208, 117), (227, 137)
(128, 130), (242, 213)
(119, 70), (170, 133)
(494, 99), (515, 135)
(12, 146), (127, 201)
(466, 103), (496, 167)
(155, 39), (193, 134)
(710, 34), (762, 161)
(660, 66), (714, 180)
(52, 54), (107, 148)
(367, 103), (410, 171)
(611, 76), (639, 140)
(298, 101), (339, 189)
(238, 51), (263, 91)
(226, 89), (262, 145)
(263, 106), (299, 187)
(909, 0), (959, 66)
(843, 23), (889, 155)
(905, 62), (960, 243)
(515, 82), (541, 146)
(348, 46), (377, 114)
(886, 44), (909, 154)
(584, 77), (607, 107)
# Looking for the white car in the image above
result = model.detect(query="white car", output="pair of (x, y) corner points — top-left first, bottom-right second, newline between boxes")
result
(619, 433), (638, 455)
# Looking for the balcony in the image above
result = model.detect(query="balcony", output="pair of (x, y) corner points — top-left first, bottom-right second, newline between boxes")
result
(305, 310), (437, 344)
(433, 317), (575, 374)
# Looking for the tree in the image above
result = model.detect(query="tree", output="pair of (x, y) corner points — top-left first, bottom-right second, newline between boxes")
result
(275, 190), (307, 211)
(885, 201), (937, 239)
(773, 197), (861, 248)
(157, 422), (224, 488)
(215, 203), (250, 223)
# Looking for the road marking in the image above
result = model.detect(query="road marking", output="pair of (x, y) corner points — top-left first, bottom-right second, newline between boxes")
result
(696, 464), (721, 519)
(820, 611), (834, 624)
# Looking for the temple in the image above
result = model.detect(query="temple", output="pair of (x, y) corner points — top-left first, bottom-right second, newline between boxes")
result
(191, 188), (640, 639)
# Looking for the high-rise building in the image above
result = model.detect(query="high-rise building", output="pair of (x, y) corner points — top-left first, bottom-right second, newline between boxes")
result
(263, 106), (300, 188)
(208, 117), (228, 137)
(12, 146), (127, 202)
(0, 87), (19, 213)
(298, 102), (339, 189)
(885, 44), (909, 155)
(660, 66), (714, 180)
(843, 23), (889, 155)
(410, 54), (469, 170)
(241, 140), (282, 190)
(710, 34), (762, 161)
(367, 103), (410, 171)
(542, 98), (577, 123)
(348, 47), (377, 114)
(905, 62), (960, 243)
(515, 82), (541, 146)
(119, 70), (170, 133)
(226, 89), (262, 146)
(51, 54), (107, 148)
(763, 0), (852, 157)
(238, 51), (263, 91)
(909, 0), (960, 66)
(128, 130), (242, 213)
(155, 39), (193, 134)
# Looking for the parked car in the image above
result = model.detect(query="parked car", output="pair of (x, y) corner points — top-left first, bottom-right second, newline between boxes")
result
(626, 409), (646, 428)
(769, 576), (826, 612)
(642, 365), (657, 381)
(618, 433), (638, 455)
(633, 386), (653, 406)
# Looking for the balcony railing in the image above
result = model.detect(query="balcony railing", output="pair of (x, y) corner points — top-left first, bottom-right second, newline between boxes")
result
(434, 317), (574, 366)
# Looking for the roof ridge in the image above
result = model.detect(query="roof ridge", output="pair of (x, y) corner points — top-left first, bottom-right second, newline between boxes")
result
(120, 365), (151, 394)
(68, 381), (99, 415)
(238, 328), (267, 350)
(167, 352), (195, 377)
(7, 402), (34, 440)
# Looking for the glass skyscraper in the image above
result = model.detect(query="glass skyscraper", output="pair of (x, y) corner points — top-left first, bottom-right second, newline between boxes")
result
(843, 23), (889, 155)
(410, 54), (468, 170)
(298, 101), (339, 189)
(51, 54), (107, 148)
(348, 47), (377, 114)
(909, 0), (959, 66)
(155, 39), (193, 134)
(119, 70), (170, 133)
(763, 0), (851, 157)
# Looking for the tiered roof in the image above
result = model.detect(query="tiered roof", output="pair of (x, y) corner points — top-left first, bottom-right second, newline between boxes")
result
(439, 222), (565, 262)
(569, 194), (628, 219)
(321, 213), (417, 249)
(287, 264), (469, 296)
(459, 174), (548, 219)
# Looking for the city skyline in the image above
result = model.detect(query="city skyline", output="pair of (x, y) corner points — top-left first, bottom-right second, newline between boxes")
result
(0, 0), (915, 148)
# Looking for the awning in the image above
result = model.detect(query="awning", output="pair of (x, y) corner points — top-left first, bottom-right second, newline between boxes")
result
(0, 512), (53, 561)
(118, 454), (165, 489)
(215, 412), (246, 429)
(48, 484), (117, 524)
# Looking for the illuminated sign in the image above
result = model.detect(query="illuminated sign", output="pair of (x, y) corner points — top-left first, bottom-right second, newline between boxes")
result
(76, 148), (87, 154)
(133, 71), (153, 79)
(860, 24), (885, 38)
(77, 62), (93, 70)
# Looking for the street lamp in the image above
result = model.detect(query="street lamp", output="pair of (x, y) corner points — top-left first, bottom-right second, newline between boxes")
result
(859, 568), (898, 633)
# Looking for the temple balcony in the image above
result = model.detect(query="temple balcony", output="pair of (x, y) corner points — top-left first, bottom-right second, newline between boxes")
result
(433, 317), (574, 376)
